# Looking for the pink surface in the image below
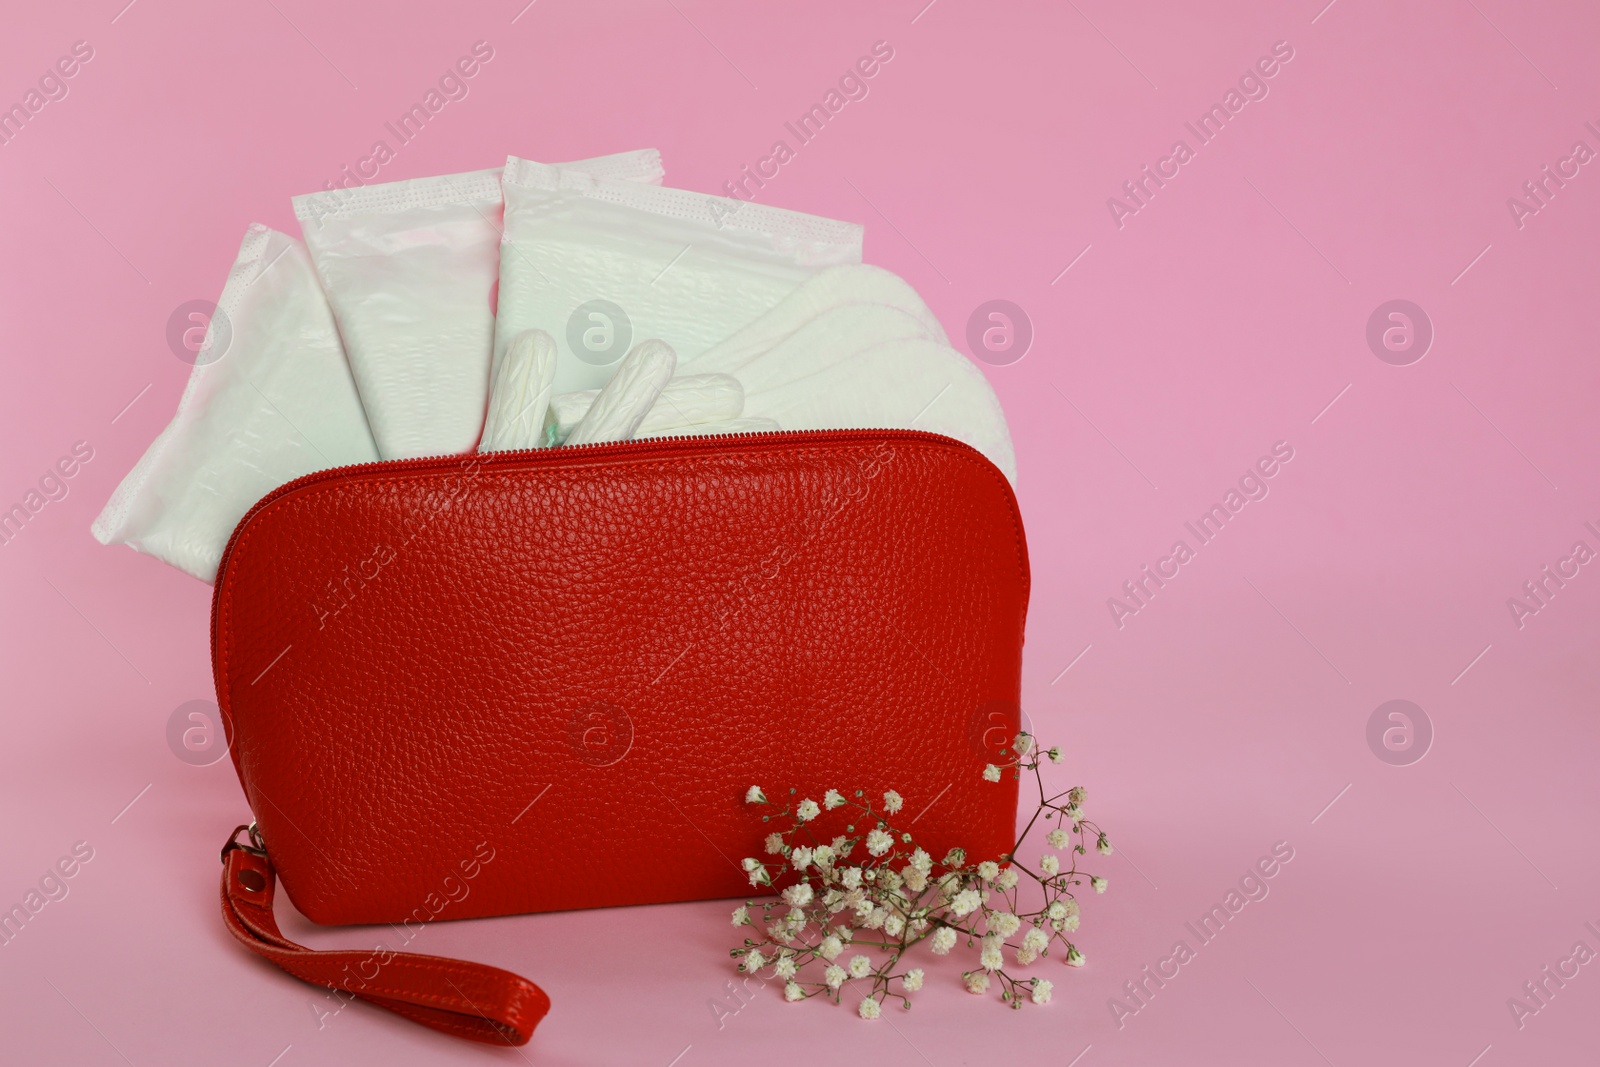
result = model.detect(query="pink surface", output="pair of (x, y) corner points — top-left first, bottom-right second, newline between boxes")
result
(2, 0), (1597, 1063)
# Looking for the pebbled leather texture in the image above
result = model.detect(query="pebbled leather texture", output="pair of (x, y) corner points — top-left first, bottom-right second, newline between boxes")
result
(212, 430), (1029, 929)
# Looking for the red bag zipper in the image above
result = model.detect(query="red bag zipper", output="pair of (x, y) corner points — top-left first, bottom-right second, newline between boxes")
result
(209, 428), (986, 654)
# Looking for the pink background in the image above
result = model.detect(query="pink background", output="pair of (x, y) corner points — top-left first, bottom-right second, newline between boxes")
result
(3, 0), (1597, 1063)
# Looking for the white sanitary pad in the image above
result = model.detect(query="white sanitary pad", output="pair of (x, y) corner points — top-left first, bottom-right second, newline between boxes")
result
(92, 225), (379, 582)
(679, 263), (948, 375)
(691, 304), (935, 394)
(736, 336), (1015, 482)
(494, 157), (865, 396)
(294, 150), (663, 461)
(670, 270), (1012, 479)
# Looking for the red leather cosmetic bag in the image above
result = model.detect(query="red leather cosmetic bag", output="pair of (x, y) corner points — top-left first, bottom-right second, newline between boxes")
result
(211, 429), (1029, 1044)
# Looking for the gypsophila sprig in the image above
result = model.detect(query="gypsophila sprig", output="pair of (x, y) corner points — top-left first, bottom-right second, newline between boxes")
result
(731, 731), (1110, 1016)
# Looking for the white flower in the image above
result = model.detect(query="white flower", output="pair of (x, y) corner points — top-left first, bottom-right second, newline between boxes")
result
(1014, 733), (1033, 754)
(942, 847), (966, 869)
(930, 927), (957, 954)
(884, 913), (905, 937)
(1023, 927), (1049, 954)
(858, 995), (881, 1019)
(764, 832), (785, 854)
(980, 943), (1003, 971)
(812, 844), (835, 869)
(1065, 805), (1085, 825)
(731, 905), (749, 926)
(819, 935), (843, 961)
(877, 868), (903, 892)
(1092, 876), (1108, 894)
(995, 868), (1019, 891)
(989, 912), (1021, 938)
(1031, 978), (1053, 1005)
(883, 790), (904, 814)
(902, 968), (924, 992)
(909, 848), (932, 873)
(1040, 854), (1060, 876)
(866, 828), (894, 856)
(741, 857), (760, 871)
(745, 785), (766, 804)
(824, 789), (846, 809)
(1047, 747), (1062, 764)
(782, 883), (814, 907)
(848, 954), (872, 979)
(796, 799), (821, 822)
(976, 860), (999, 882)
(951, 889), (982, 917)
(1015, 946), (1037, 965)
(824, 964), (847, 989)
(863, 906), (887, 930)
(964, 971), (991, 995)
(742, 948), (766, 972)
(982, 764), (1001, 783)
(1067, 786), (1086, 807)
(1047, 901), (1067, 921)
(791, 846), (814, 871)
(902, 867), (928, 892)
(1046, 828), (1069, 850)
(747, 867), (770, 887)
(785, 981), (804, 1002)
(775, 953), (798, 978)
(832, 835), (854, 858)
(1097, 835), (1114, 856)
(841, 867), (862, 890)
(1061, 913), (1081, 932)
(1066, 945), (1085, 967)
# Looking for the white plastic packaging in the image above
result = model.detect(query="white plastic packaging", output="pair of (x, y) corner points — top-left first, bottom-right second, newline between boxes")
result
(92, 225), (379, 582)
(293, 150), (663, 460)
(494, 156), (864, 396)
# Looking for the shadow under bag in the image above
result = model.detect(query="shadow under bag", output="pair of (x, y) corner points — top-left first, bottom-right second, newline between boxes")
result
(211, 429), (1029, 1045)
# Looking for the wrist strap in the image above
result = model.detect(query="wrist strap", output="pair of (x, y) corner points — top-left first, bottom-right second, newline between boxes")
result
(220, 826), (549, 1046)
